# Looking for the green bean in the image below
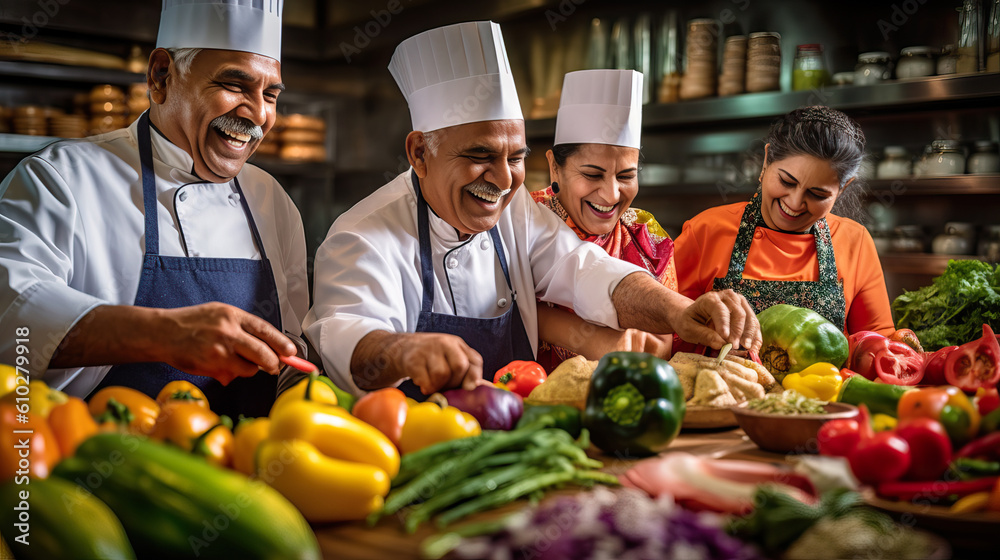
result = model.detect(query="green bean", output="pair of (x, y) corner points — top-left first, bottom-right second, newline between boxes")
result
(435, 471), (576, 527)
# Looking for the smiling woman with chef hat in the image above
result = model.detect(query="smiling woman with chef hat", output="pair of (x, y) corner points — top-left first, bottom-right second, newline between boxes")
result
(531, 69), (679, 371)
(304, 22), (761, 399)
(0, 0), (308, 418)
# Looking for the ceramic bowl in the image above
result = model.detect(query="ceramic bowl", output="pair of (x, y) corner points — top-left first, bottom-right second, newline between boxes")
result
(731, 401), (859, 454)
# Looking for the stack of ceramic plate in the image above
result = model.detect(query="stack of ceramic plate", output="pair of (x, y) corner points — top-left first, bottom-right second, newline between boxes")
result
(746, 32), (781, 93)
(679, 18), (719, 100)
(279, 113), (326, 162)
(126, 83), (149, 123)
(89, 84), (127, 134)
(12, 105), (48, 136)
(49, 114), (88, 138)
(718, 35), (747, 96)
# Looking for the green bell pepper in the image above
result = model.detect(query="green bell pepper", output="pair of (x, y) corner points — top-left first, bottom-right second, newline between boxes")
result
(757, 304), (849, 378)
(582, 352), (685, 458)
(517, 403), (582, 438)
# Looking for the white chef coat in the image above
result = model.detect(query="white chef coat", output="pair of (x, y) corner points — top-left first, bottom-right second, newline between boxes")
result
(303, 170), (645, 395)
(0, 116), (309, 397)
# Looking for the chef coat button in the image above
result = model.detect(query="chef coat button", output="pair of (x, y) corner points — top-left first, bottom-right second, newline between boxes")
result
(481, 240), (490, 250)
(447, 259), (458, 269)
(497, 298), (508, 308)
(228, 193), (241, 207)
(178, 191), (188, 202)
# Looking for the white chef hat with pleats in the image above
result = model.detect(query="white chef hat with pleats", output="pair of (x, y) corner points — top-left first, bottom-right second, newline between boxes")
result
(554, 70), (643, 149)
(156, 0), (284, 62)
(389, 21), (523, 132)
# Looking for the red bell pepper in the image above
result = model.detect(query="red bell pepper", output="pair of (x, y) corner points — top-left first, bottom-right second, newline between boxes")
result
(944, 324), (1000, 393)
(493, 360), (547, 399)
(920, 346), (958, 386)
(847, 331), (924, 385)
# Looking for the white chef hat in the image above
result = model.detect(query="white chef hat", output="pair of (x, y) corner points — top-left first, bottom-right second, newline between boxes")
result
(156, 0), (283, 62)
(554, 70), (643, 149)
(388, 21), (523, 132)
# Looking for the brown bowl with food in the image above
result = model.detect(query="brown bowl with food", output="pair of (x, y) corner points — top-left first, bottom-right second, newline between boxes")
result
(731, 400), (859, 454)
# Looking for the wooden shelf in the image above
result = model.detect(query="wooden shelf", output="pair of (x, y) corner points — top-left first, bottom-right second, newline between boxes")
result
(866, 175), (1000, 196)
(0, 60), (144, 86)
(526, 73), (1000, 139)
(878, 253), (988, 276)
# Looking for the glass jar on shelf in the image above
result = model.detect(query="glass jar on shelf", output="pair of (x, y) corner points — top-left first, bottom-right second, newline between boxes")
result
(979, 224), (1000, 262)
(854, 52), (892, 85)
(896, 46), (937, 78)
(924, 139), (966, 176)
(937, 44), (959, 74)
(967, 140), (1000, 174)
(957, 0), (981, 74)
(792, 44), (830, 90)
(877, 146), (912, 179)
(988, 0), (1000, 71)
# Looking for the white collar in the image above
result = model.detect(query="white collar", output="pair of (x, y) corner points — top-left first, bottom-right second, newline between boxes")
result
(130, 112), (207, 184)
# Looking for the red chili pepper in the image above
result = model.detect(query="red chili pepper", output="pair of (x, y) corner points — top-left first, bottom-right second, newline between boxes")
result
(944, 324), (1000, 393)
(493, 360), (547, 399)
(877, 476), (999, 501)
(957, 431), (1000, 462)
(920, 346), (958, 386)
(848, 332), (924, 385)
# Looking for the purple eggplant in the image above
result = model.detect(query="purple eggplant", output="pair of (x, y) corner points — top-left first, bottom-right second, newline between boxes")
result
(441, 385), (523, 430)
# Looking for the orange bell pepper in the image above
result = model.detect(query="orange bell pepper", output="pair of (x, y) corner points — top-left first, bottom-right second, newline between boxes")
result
(352, 388), (408, 448)
(88, 386), (160, 435)
(232, 416), (271, 476)
(156, 380), (209, 409)
(0, 402), (60, 481)
(151, 402), (233, 468)
(48, 396), (99, 456)
(898, 385), (980, 444)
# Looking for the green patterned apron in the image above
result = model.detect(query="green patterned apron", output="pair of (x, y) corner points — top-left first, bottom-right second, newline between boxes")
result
(712, 190), (847, 330)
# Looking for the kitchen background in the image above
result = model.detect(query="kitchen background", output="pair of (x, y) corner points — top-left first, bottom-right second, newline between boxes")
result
(1, 0), (998, 301)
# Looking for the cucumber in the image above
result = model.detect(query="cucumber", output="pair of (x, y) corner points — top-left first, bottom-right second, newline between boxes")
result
(0, 476), (135, 559)
(837, 376), (913, 417)
(52, 433), (319, 560)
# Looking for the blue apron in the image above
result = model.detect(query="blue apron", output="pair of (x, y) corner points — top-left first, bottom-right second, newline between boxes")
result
(398, 171), (534, 400)
(91, 112), (283, 418)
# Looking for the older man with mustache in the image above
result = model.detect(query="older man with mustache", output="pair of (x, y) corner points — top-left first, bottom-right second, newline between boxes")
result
(0, 0), (307, 418)
(303, 22), (760, 399)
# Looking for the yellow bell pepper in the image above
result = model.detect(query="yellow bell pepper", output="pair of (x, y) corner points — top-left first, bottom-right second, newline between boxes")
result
(232, 417), (271, 476)
(0, 379), (68, 418)
(781, 362), (842, 402)
(397, 399), (481, 455)
(0, 364), (21, 398)
(871, 413), (898, 432)
(256, 439), (390, 522)
(270, 372), (338, 416)
(268, 399), (399, 478)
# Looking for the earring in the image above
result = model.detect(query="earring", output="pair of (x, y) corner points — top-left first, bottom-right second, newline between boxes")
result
(551, 181), (559, 194)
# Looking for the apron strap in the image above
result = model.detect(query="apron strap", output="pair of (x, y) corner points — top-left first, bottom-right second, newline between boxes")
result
(137, 112), (160, 256)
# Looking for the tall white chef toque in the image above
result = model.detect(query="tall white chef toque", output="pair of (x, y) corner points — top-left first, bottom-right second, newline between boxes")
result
(156, 0), (283, 62)
(388, 21), (523, 133)
(554, 69), (643, 149)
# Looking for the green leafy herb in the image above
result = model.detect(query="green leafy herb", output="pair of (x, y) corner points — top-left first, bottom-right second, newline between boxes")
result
(892, 260), (1000, 351)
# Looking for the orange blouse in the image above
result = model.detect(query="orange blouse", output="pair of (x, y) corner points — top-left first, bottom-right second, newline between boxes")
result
(674, 202), (895, 336)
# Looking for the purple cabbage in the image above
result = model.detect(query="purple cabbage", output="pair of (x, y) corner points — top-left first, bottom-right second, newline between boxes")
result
(441, 385), (523, 430)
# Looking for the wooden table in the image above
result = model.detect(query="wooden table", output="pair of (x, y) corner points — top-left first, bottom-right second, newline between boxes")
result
(311, 427), (994, 559)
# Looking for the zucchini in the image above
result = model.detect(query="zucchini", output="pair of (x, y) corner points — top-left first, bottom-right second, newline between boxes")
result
(52, 433), (319, 559)
(1, 476), (135, 559)
(837, 375), (913, 416)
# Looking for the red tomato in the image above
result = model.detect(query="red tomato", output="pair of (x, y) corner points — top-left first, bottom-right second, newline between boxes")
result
(817, 418), (861, 457)
(921, 346), (958, 386)
(849, 332), (924, 385)
(848, 431), (911, 485)
(945, 325), (1000, 393)
(894, 417), (952, 481)
(977, 387), (1000, 416)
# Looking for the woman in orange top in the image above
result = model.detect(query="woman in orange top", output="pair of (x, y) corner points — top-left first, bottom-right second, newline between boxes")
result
(674, 106), (894, 336)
